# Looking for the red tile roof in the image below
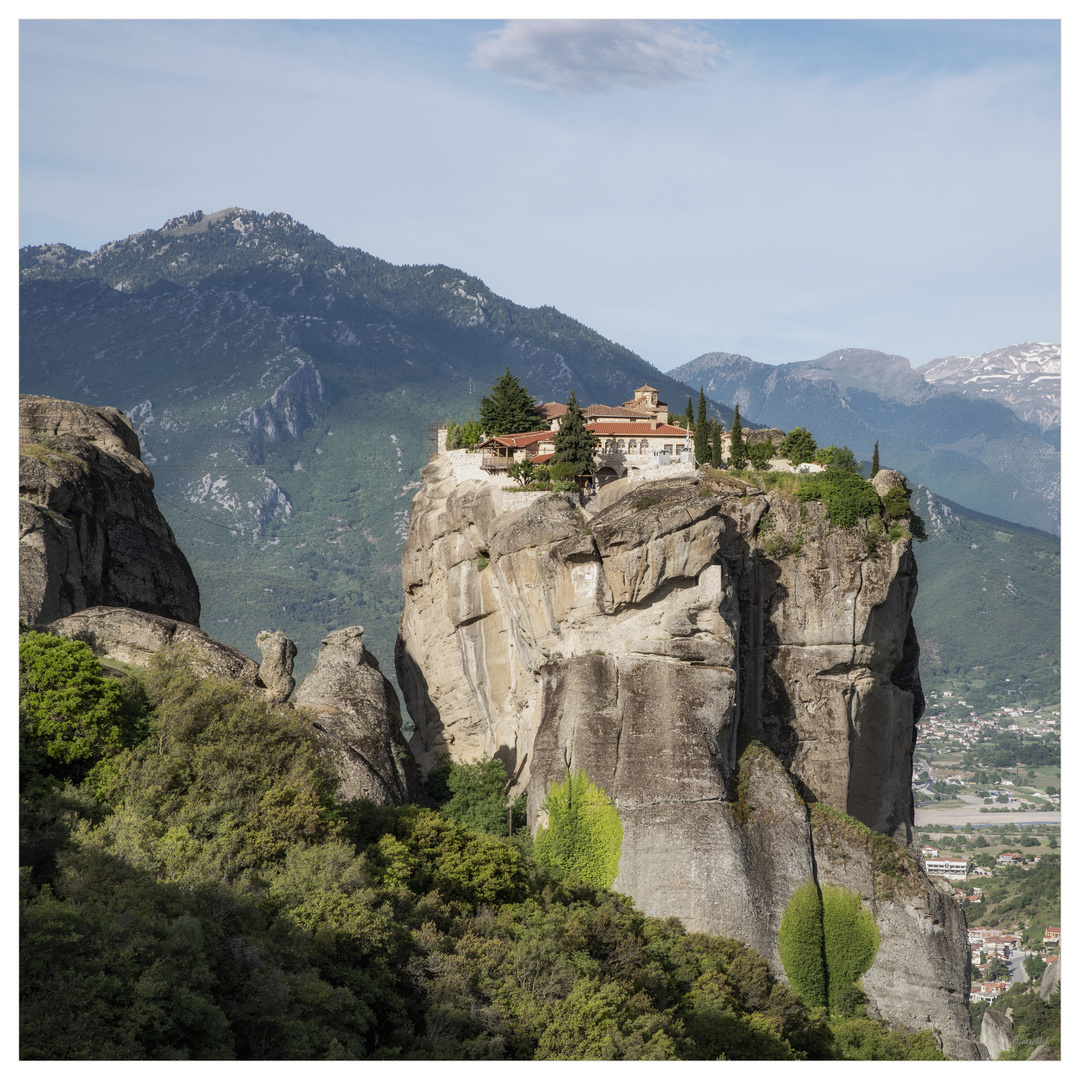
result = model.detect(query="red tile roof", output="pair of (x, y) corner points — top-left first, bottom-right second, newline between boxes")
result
(479, 431), (551, 448)
(588, 422), (689, 437)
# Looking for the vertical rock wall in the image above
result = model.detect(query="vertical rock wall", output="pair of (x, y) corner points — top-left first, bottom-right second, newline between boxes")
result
(396, 459), (976, 1055)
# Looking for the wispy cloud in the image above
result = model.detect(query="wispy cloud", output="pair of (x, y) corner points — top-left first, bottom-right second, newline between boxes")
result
(470, 20), (727, 93)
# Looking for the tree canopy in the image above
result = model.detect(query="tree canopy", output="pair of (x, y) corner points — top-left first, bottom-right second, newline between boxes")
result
(479, 368), (545, 436)
(552, 391), (598, 473)
(779, 427), (818, 466)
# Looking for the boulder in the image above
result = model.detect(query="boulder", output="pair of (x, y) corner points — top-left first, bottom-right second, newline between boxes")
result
(295, 627), (418, 806)
(979, 1008), (1015, 1060)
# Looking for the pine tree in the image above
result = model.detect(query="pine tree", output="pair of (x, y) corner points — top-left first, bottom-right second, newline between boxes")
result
(552, 391), (599, 473)
(709, 418), (724, 468)
(479, 368), (544, 436)
(871, 441), (880, 478)
(728, 405), (747, 469)
(694, 388), (709, 464)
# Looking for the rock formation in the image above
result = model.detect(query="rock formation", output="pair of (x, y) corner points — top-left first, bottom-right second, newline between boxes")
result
(19, 395), (200, 627)
(42, 606), (293, 701)
(1039, 955), (1060, 1002)
(979, 1008), (1015, 1060)
(257, 630), (298, 704)
(295, 627), (418, 805)
(397, 459), (978, 1056)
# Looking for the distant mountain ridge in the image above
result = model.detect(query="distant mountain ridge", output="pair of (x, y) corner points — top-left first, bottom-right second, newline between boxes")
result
(917, 342), (1060, 435)
(666, 347), (1060, 534)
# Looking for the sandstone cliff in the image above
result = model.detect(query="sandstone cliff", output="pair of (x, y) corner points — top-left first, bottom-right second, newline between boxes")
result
(20, 396), (200, 627)
(397, 459), (976, 1056)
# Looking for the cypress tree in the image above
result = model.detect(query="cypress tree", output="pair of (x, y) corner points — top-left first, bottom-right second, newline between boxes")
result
(686, 396), (694, 427)
(552, 391), (599, 473)
(479, 368), (544, 436)
(694, 388), (709, 464)
(871, 441), (880, 478)
(709, 417), (724, 468)
(728, 405), (747, 469)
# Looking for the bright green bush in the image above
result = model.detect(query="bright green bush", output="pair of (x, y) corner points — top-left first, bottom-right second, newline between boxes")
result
(821, 886), (880, 1013)
(534, 770), (623, 889)
(797, 471), (881, 528)
(777, 882), (827, 1009)
(778, 881), (880, 1015)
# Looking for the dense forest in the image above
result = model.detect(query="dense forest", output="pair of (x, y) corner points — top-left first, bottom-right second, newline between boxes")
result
(20, 631), (945, 1060)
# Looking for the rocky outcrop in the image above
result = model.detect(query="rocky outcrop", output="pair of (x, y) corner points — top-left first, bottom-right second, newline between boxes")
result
(1040, 955), (1060, 1001)
(257, 630), (297, 705)
(42, 606), (276, 696)
(397, 459), (976, 1054)
(295, 627), (418, 806)
(979, 1008), (1015, 1060)
(399, 463), (921, 841)
(19, 395), (200, 627)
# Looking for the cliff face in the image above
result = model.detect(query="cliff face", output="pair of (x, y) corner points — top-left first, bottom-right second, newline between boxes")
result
(397, 459), (976, 1056)
(19, 395), (200, 627)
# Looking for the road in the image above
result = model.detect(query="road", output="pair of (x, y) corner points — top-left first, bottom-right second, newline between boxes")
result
(1008, 950), (1030, 986)
(914, 808), (1062, 827)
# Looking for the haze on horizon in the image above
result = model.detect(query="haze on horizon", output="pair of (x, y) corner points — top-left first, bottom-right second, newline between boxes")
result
(19, 17), (1060, 371)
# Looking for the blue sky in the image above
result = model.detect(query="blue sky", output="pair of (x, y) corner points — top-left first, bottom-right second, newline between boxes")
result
(19, 16), (1061, 370)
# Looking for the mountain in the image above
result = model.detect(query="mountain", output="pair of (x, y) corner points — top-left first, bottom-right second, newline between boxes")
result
(909, 486), (1059, 708)
(20, 207), (733, 679)
(666, 349), (1060, 534)
(917, 342), (1060, 442)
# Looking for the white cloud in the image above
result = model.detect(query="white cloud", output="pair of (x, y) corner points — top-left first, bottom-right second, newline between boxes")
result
(470, 20), (727, 93)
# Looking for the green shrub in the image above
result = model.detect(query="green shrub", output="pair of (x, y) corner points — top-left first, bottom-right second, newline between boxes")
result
(440, 755), (525, 837)
(552, 478), (578, 493)
(821, 886), (880, 1013)
(548, 461), (581, 481)
(779, 882), (880, 1015)
(814, 445), (861, 473)
(797, 471), (881, 528)
(534, 770), (623, 889)
(761, 535), (788, 558)
(881, 486), (911, 519)
(19, 632), (146, 783)
(777, 882), (827, 1009)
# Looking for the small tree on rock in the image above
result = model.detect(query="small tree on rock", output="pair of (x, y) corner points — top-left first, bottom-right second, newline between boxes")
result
(871, 441), (880, 478)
